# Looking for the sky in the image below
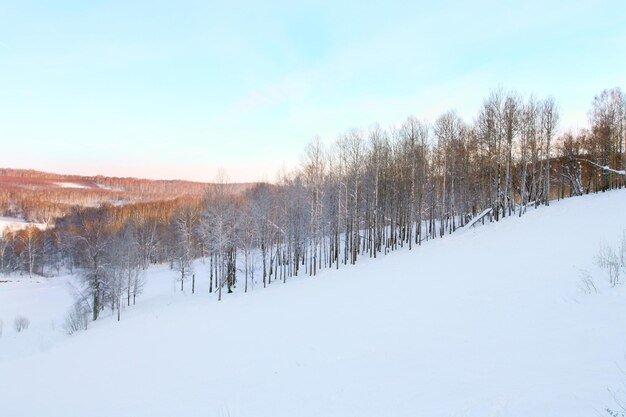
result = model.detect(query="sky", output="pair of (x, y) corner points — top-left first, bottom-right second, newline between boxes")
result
(0, 0), (625, 182)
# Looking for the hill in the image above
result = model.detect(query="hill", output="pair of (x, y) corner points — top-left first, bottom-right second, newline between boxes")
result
(1, 190), (626, 416)
(0, 168), (256, 223)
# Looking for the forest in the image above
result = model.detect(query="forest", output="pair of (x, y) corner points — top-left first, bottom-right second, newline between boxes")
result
(1, 87), (624, 324)
(0, 168), (255, 222)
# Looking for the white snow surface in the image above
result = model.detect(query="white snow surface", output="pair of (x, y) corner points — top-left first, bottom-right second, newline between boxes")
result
(0, 216), (46, 235)
(0, 216), (30, 231)
(2, 190), (626, 417)
(54, 182), (90, 189)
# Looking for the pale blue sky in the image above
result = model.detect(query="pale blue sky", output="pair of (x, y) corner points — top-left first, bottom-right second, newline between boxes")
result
(0, 0), (624, 182)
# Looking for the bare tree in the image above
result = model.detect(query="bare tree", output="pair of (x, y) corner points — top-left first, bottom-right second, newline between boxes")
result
(73, 210), (112, 321)
(558, 132), (584, 197)
(201, 170), (238, 300)
(590, 88), (626, 190)
(171, 205), (197, 292)
(114, 225), (144, 310)
(20, 227), (40, 279)
(541, 97), (559, 205)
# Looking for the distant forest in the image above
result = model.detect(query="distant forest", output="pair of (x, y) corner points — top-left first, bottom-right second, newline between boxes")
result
(0, 168), (254, 222)
(1, 87), (624, 323)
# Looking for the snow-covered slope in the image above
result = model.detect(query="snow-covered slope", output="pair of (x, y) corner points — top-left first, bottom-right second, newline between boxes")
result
(1, 191), (626, 417)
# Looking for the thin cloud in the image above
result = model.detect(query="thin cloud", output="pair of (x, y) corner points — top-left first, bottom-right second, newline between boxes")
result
(233, 78), (309, 112)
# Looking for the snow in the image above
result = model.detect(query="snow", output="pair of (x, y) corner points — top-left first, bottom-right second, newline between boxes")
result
(0, 216), (47, 235)
(602, 165), (626, 176)
(578, 158), (626, 176)
(54, 182), (90, 189)
(54, 181), (122, 191)
(0, 216), (30, 228)
(465, 207), (492, 228)
(0, 275), (75, 361)
(2, 190), (626, 416)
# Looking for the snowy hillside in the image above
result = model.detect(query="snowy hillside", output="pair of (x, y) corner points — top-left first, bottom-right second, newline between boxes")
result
(1, 190), (626, 417)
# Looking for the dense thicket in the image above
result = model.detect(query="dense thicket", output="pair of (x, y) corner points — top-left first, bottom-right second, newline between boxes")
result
(1, 87), (624, 322)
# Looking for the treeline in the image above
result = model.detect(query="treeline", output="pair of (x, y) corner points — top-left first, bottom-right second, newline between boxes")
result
(0, 87), (624, 323)
(0, 169), (254, 222)
(0, 168), (212, 194)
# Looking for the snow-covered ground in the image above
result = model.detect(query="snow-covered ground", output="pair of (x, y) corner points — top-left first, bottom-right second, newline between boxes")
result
(0, 216), (30, 232)
(1, 190), (626, 416)
(54, 182), (91, 189)
(0, 216), (47, 235)
(55, 181), (123, 191)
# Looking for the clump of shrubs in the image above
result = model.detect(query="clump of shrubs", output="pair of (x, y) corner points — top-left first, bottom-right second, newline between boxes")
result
(63, 302), (90, 335)
(14, 316), (30, 332)
(596, 233), (626, 287)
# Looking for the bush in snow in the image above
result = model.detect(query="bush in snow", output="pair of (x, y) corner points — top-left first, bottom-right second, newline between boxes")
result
(63, 302), (90, 335)
(14, 316), (30, 332)
(605, 392), (626, 417)
(578, 270), (597, 295)
(596, 233), (626, 287)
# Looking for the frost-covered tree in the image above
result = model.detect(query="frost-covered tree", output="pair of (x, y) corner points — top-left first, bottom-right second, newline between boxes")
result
(171, 205), (197, 292)
(19, 227), (40, 279)
(73, 209), (112, 321)
(201, 171), (238, 300)
(114, 225), (144, 310)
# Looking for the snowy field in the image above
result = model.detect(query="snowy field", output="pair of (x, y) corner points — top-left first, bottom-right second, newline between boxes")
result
(1, 190), (626, 416)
